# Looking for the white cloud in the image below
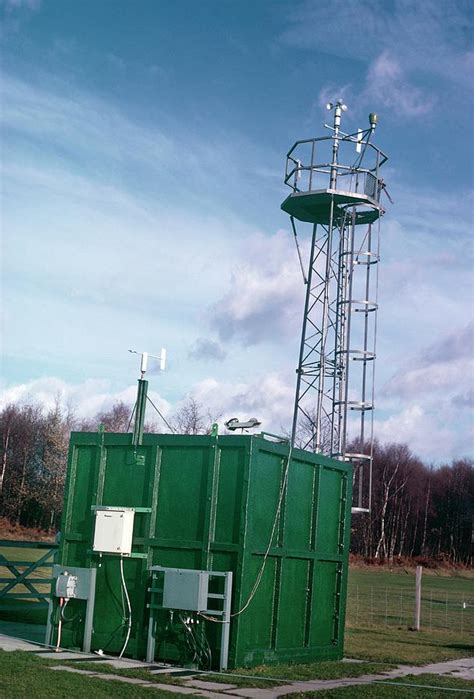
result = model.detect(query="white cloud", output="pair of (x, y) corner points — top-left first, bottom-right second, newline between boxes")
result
(283, 0), (473, 87)
(384, 322), (474, 400)
(0, 376), (171, 421)
(373, 404), (455, 460)
(210, 229), (306, 345)
(317, 51), (435, 119)
(289, 1), (473, 120)
(364, 52), (435, 117)
(374, 322), (474, 461)
(189, 372), (295, 433)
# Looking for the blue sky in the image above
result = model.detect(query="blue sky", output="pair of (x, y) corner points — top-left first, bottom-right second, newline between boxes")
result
(1, 0), (473, 462)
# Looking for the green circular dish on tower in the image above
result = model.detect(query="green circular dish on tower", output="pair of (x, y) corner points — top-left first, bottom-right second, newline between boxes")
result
(281, 188), (383, 225)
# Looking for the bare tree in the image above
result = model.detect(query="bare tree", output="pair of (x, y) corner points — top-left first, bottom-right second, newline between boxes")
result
(0, 405), (16, 496)
(171, 397), (219, 435)
(79, 401), (133, 432)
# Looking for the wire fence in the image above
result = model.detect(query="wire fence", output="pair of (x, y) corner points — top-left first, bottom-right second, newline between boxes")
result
(346, 584), (474, 635)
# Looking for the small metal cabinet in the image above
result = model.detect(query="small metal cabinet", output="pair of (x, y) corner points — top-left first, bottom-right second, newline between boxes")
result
(162, 569), (209, 612)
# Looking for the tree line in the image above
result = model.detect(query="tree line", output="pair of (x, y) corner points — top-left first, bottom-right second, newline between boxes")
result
(0, 399), (472, 564)
(350, 441), (473, 565)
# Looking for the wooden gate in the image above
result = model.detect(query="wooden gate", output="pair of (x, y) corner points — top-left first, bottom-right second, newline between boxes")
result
(0, 540), (58, 610)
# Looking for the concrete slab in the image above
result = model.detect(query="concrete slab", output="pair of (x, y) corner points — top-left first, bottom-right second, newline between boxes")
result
(92, 658), (153, 669)
(382, 657), (474, 681)
(226, 690), (278, 699)
(449, 670), (474, 681)
(49, 666), (151, 685)
(149, 684), (212, 695)
(38, 651), (96, 661)
(184, 679), (238, 690)
(0, 634), (40, 652)
(76, 672), (152, 686)
(193, 693), (236, 699)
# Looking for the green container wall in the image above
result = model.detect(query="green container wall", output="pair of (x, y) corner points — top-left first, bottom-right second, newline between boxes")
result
(56, 432), (352, 667)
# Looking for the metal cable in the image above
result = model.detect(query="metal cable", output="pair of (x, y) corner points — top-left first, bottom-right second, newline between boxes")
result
(126, 403), (137, 433)
(55, 598), (64, 651)
(200, 443), (294, 623)
(146, 395), (176, 433)
(118, 556), (132, 659)
(290, 216), (308, 284)
(351, 127), (373, 171)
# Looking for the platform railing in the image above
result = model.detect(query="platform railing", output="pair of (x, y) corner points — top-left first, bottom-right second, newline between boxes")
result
(284, 134), (387, 201)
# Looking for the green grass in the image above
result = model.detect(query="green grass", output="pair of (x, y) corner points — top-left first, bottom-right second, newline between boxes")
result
(0, 650), (178, 698)
(285, 674), (474, 697)
(345, 626), (474, 665)
(1, 549), (473, 684)
(61, 659), (395, 690)
(347, 567), (474, 632)
(62, 661), (188, 686)
(200, 660), (395, 686)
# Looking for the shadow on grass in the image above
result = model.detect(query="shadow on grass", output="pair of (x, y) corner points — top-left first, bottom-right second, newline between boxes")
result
(445, 642), (474, 652)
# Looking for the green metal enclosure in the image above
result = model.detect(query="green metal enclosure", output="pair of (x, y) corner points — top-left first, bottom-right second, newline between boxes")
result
(53, 431), (352, 668)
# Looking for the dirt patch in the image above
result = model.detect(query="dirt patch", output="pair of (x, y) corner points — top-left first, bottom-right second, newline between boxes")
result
(0, 518), (56, 543)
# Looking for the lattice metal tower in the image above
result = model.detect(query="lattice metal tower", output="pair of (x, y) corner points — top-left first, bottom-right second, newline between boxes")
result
(282, 102), (388, 512)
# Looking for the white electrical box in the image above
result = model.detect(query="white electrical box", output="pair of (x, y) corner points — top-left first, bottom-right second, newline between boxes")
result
(92, 507), (135, 555)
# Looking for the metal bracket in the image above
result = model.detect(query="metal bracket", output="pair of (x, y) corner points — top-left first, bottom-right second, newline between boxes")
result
(146, 566), (232, 671)
(45, 565), (97, 653)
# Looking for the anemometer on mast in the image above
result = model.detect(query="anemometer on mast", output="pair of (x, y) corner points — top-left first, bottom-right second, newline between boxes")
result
(128, 348), (172, 444)
(282, 101), (389, 513)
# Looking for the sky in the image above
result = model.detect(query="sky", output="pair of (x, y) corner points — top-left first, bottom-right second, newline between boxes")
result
(0, 0), (473, 463)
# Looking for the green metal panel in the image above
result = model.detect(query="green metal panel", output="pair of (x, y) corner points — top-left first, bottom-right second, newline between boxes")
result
(53, 432), (352, 667)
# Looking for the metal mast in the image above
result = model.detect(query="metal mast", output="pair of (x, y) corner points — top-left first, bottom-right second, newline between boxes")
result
(282, 102), (388, 512)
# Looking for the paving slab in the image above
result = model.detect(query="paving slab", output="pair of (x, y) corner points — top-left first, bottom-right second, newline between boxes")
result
(5, 637), (472, 699)
(38, 651), (97, 661)
(0, 634), (40, 652)
(92, 657), (153, 669)
(50, 666), (151, 685)
(382, 657), (474, 681)
(449, 670), (474, 681)
(77, 672), (153, 686)
(225, 689), (278, 698)
(193, 693), (236, 698)
(150, 684), (215, 695)
(184, 679), (238, 690)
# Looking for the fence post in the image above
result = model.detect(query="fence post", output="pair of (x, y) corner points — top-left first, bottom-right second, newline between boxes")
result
(414, 564), (422, 631)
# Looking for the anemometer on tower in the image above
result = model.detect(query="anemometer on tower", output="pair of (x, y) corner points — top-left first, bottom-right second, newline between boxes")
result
(128, 348), (169, 444)
(282, 100), (389, 513)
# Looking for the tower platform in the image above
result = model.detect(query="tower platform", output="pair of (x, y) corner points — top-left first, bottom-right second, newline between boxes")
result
(281, 188), (383, 225)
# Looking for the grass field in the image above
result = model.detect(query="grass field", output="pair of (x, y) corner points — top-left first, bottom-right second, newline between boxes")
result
(0, 542), (55, 630)
(1, 544), (473, 678)
(346, 566), (474, 634)
(0, 651), (177, 698)
(0, 650), (473, 698)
